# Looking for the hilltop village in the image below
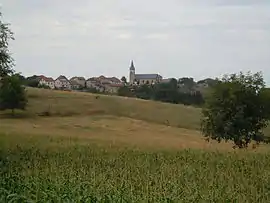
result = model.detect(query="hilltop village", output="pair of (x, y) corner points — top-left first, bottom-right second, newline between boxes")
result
(24, 61), (215, 95)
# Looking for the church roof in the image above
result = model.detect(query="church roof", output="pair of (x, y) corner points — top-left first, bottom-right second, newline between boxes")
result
(135, 74), (161, 80)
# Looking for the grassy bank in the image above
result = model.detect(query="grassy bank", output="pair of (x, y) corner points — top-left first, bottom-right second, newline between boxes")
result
(24, 88), (201, 130)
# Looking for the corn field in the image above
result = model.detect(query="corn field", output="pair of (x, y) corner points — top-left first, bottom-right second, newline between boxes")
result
(1, 144), (270, 202)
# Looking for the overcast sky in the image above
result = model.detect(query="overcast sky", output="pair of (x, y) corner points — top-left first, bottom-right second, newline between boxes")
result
(1, 0), (270, 83)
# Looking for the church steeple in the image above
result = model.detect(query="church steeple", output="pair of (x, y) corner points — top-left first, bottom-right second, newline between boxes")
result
(130, 60), (135, 71)
(129, 60), (135, 84)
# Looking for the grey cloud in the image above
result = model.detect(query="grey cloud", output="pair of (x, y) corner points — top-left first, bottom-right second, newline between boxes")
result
(1, 0), (270, 84)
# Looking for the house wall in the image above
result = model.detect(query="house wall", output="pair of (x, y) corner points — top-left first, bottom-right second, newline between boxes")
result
(136, 77), (162, 85)
(39, 79), (55, 89)
(104, 85), (120, 94)
(55, 79), (71, 89)
(137, 79), (156, 85)
(86, 80), (97, 88)
(72, 78), (86, 87)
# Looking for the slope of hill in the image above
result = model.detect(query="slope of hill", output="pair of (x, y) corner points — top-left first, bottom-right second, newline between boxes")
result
(25, 87), (202, 130)
(1, 87), (269, 150)
(1, 88), (270, 202)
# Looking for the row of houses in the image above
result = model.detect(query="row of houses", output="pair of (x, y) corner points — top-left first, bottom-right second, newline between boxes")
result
(37, 75), (123, 93)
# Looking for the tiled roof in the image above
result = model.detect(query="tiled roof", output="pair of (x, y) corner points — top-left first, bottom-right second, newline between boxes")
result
(39, 75), (54, 82)
(46, 77), (54, 82)
(87, 77), (98, 81)
(70, 76), (85, 81)
(98, 75), (106, 79)
(57, 75), (69, 81)
(135, 74), (161, 80)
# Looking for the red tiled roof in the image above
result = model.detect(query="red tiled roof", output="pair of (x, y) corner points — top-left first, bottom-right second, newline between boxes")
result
(38, 75), (54, 82)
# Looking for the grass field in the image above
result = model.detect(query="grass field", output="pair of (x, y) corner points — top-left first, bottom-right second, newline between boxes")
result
(1, 88), (270, 202)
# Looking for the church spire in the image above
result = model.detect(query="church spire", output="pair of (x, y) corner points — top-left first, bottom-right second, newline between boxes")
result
(130, 60), (135, 71)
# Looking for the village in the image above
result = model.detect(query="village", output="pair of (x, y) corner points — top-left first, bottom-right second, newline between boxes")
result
(31, 60), (210, 94)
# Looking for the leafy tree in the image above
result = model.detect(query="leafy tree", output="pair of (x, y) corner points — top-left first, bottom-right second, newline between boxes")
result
(135, 84), (153, 100)
(0, 12), (14, 77)
(154, 82), (178, 104)
(197, 78), (219, 87)
(0, 74), (28, 114)
(118, 86), (134, 97)
(26, 79), (39, 87)
(201, 72), (270, 148)
(121, 76), (127, 84)
(25, 75), (40, 87)
(169, 78), (178, 89)
(178, 77), (195, 90)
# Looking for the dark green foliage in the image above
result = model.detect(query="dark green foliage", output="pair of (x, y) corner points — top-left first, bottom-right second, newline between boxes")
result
(24, 75), (40, 87)
(197, 78), (219, 87)
(154, 81), (179, 104)
(201, 72), (270, 148)
(121, 76), (127, 84)
(135, 84), (154, 100)
(178, 77), (196, 90)
(0, 75), (28, 113)
(117, 86), (134, 97)
(26, 79), (39, 87)
(117, 78), (204, 106)
(0, 12), (14, 77)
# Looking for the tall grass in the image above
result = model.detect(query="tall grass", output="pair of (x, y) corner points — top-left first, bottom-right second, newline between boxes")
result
(1, 141), (270, 202)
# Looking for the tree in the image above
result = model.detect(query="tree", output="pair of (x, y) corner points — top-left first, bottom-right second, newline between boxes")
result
(178, 77), (195, 90)
(0, 12), (14, 78)
(201, 72), (270, 148)
(135, 84), (153, 100)
(121, 76), (127, 84)
(118, 86), (134, 97)
(25, 75), (40, 87)
(0, 75), (28, 114)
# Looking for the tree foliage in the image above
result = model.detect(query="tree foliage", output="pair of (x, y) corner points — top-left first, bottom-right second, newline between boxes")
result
(0, 74), (28, 114)
(121, 76), (127, 84)
(201, 72), (270, 148)
(0, 12), (14, 77)
(117, 78), (204, 106)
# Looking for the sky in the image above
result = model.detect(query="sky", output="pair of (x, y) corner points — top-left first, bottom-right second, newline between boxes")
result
(1, 0), (270, 83)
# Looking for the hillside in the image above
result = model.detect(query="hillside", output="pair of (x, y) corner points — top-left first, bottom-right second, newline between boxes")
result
(25, 88), (202, 130)
(1, 88), (270, 202)
(1, 87), (269, 150)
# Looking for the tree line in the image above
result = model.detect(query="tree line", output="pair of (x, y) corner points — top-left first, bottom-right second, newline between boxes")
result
(118, 78), (205, 106)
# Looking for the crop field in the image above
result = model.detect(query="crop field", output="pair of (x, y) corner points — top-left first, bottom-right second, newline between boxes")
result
(0, 88), (270, 202)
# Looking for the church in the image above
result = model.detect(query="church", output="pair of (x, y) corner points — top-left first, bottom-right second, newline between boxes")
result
(129, 60), (163, 85)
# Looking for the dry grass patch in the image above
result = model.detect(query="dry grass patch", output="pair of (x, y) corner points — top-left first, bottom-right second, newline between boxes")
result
(24, 88), (202, 129)
(1, 116), (268, 152)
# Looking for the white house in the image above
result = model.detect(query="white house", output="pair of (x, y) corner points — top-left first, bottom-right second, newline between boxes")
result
(38, 75), (55, 89)
(55, 75), (71, 90)
(70, 77), (86, 88)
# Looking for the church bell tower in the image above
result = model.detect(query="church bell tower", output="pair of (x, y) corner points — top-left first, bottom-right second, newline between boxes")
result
(129, 60), (135, 84)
